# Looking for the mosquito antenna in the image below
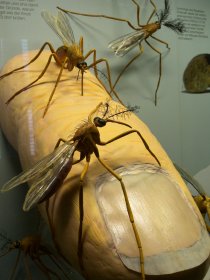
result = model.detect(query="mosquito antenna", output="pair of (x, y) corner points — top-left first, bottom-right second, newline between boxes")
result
(163, 19), (185, 33)
(127, 104), (140, 113)
(105, 107), (135, 120)
(156, 0), (185, 34)
(157, 0), (170, 23)
(102, 102), (109, 118)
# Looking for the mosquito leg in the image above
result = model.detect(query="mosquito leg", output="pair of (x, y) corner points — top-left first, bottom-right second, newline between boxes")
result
(45, 199), (55, 241)
(83, 49), (99, 81)
(145, 39), (162, 106)
(85, 50), (124, 105)
(99, 129), (160, 166)
(45, 199), (62, 261)
(205, 222), (210, 233)
(150, 35), (170, 50)
(131, 0), (143, 27)
(78, 158), (90, 274)
(5, 52), (60, 104)
(147, 35), (170, 105)
(96, 156), (145, 280)
(112, 44), (143, 91)
(0, 42), (57, 81)
(45, 198), (71, 272)
(57, 6), (139, 30)
(206, 204), (210, 233)
(46, 254), (72, 280)
(147, 0), (157, 24)
(23, 255), (33, 280)
(9, 250), (21, 280)
(42, 57), (68, 117)
(33, 258), (52, 280)
(54, 138), (68, 149)
(77, 36), (85, 95)
(132, 0), (157, 26)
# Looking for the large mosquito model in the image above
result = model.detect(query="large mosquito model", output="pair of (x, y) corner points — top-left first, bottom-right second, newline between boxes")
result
(0, 11), (122, 117)
(58, 0), (185, 105)
(1, 102), (160, 280)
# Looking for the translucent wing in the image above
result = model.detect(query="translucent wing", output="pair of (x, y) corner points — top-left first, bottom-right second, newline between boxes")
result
(23, 141), (78, 211)
(1, 141), (75, 192)
(41, 10), (75, 46)
(108, 30), (145, 56)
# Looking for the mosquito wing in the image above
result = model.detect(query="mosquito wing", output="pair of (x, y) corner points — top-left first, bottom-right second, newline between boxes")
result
(23, 141), (78, 211)
(108, 30), (145, 57)
(1, 141), (74, 192)
(41, 10), (75, 46)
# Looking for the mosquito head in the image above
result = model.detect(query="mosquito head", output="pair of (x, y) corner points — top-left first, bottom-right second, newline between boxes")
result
(77, 61), (87, 70)
(12, 240), (21, 249)
(94, 117), (107, 127)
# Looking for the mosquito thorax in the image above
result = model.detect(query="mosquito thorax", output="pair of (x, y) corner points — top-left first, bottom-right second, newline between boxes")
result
(94, 117), (106, 127)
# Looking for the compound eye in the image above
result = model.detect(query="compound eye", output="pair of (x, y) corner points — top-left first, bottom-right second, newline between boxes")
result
(94, 117), (106, 127)
(77, 61), (87, 69)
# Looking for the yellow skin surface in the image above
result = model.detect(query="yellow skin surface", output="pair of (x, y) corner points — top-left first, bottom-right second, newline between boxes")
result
(0, 50), (209, 280)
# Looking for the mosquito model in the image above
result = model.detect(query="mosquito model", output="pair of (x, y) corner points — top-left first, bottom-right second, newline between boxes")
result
(0, 11), (122, 117)
(1, 102), (160, 280)
(0, 232), (71, 279)
(174, 163), (210, 233)
(58, 0), (185, 105)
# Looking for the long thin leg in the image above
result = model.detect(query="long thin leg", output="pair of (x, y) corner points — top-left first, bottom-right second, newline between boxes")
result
(131, 0), (142, 27)
(46, 199), (55, 242)
(45, 199), (64, 261)
(54, 137), (68, 149)
(46, 254), (72, 280)
(45, 199), (72, 273)
(146, 35), (170, 105)
(23, 255), (33, 280)
(204, 211), (210, 233)
(0, 42), (57, 80)
(33, 258), (52, 280)
(84, 49), (124, 105)
(145, 39), (162, 106)
(78, 159), (90, 275)
(9, 250), (21, 280)
(100, 129), (160, 166)
(112, 44), (143, 91)
(150, 35), (170, 49)
(132, 0), (157, 26)
(97, 156), (145, 280)
(42, 56), (68, 117)
(57, 6), (139, 30)
(147, 0), (157, 24)
(5, 52), (61, 104)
